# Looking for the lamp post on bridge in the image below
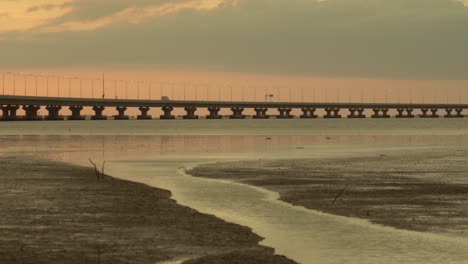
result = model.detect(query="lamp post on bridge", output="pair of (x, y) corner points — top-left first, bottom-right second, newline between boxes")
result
(24, 74), (38, 96)
(75, 77), (82, 98)
(10, 72), (24, 96)
(2, 72), (4, 95)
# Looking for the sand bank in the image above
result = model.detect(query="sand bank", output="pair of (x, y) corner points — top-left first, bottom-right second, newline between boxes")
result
(0, 157), (295, 264)
(188, 149), (468, 236)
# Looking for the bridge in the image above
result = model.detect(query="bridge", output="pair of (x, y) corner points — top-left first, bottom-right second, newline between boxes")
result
(0, 95), (467, 121)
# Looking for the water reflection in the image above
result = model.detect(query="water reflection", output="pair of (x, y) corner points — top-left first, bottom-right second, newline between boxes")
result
(1, 130), (468, 264)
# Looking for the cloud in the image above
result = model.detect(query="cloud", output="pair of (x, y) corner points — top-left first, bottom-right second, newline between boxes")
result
(26, 4), (62, 13)
(1, 0), (467, 79)
(41, 0), (228, 32)
(0, 0), (72, 32)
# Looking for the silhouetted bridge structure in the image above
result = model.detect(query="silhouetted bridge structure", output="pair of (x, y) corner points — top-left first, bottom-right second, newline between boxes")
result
(0, 95), (467, 121)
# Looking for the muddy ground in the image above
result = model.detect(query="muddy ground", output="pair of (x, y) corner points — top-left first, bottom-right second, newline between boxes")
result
(188, 149), (468, 236)
(0, 157), (295, 264)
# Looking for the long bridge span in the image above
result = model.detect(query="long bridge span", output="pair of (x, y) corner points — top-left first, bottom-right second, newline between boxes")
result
(1, 95), (467, 121)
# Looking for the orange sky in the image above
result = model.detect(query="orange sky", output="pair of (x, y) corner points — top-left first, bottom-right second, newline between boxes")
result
(1, 68), (467, 105)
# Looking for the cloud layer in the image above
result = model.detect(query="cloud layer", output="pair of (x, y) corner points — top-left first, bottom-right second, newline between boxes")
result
(1, 0), (467, 79)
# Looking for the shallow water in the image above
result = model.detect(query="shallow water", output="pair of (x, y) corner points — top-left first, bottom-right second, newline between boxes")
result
(1, 119), (468, 264)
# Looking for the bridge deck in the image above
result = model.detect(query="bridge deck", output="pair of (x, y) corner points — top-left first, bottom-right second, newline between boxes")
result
(1, 95), (467, 109)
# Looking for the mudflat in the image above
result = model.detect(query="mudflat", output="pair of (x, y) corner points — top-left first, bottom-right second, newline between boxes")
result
(0, 157), (295, 264)
(188, 148), (468, 236)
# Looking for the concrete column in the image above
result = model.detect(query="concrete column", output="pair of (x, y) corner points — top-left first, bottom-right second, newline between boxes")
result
(92, 106), (107, 120)
(254, 108), (269, 119)
(1, 105), (20, 121)
(455, 108), (464, 118)
(183, 107), (198, 119)
(397, 108), (414, 118)
(396, 108), (405, 118)
(357, 108), (366, 118)
(371, 108), (381, 118)
(372, 108), (390, 118)
(0, 105), (8, 120)
(45, 105), (63, 120)
(277, 108), (293, 119)
(114, 106), (129, 120)
(229, 107), (245, 119)
(444, 108), (456, 118)
(406, 108), (414, 118)
(300, 108), (317, 118)
(430, 108), (439, 118)
(137, 106), (152, 120)
(69, 106), (85, 120)
(420, 108), (429, 118)
(348, 108), (357, 118)
(324, 108), (341, 118)
(160, 106), (175, 120)
(206, 107), (222, 119)
(22, 105), (42, 121)
(381, 108), (390, 118)
(9, 105), (19, 120)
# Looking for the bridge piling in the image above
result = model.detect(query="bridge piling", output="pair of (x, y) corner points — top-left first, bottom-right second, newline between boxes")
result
(114, 106), (129, 120)
(324, 108), (341, 118)
(420, 108), (429, 118)
(372, 108), (390, 118)
(0, 105), (20, 121)
(183, 107), (198, 119)
(277, 108), (294, 119)
(396, 108), (414, 118)
(23, 105), (42, 121)
(45, 105), (63, 120)
(230, 107), (246, 119)
(160, 106), (175, 120)
(455, 108), (464, 118)
(430, 108), (439, 118)
(69, 106), (85, 120)
(206, 107), (222, 119)
(92, 106), (107, 120)
(137, 106), (152, 120)
(349, 107), (366, 118)
(253, 108), (269, 119)
(300, 108), (318, 118)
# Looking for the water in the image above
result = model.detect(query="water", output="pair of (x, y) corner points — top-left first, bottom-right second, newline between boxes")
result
(1, 119), (468, 264)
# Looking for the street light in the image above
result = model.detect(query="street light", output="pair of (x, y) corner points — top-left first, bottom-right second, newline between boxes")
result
(74, 77), (82, 98)
(25, 74), (37, 96)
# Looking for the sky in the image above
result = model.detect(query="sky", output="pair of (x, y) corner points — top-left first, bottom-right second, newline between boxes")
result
(0, 0), (467, 105)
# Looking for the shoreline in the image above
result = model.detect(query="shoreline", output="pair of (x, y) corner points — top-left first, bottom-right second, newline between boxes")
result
(187, 149), (468, 237)
(0, 157), (295, 264)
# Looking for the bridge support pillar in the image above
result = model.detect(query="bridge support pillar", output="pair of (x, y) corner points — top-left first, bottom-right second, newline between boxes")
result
(206, 107), (222, 119)
(300, 108), (318, 118)
(183, 107), (198, 119)
(445, 108), (464, 118)
(138, 106), (152, 120)
(430, 108), (439, 118)
(324, 108), (341, 118)
(45, 105), (64, 120)
(348, 108), (366, 118)
(92, 106), (107, 120)
(114, 106), (129, 120)
(253, 108), (269, 119)
(277, 108), (293, 119)
(372, 108), (390, 118)
(396, 108), (414, 118)
(22, 105), (42, 121)
(160, 106), (175, 120)
(455, 108), (464, 118)
(420, 108), (429, 118)
(0, 105), (20, 121)
(69, 106), (85, 120)
(230, 107), (246, 119)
